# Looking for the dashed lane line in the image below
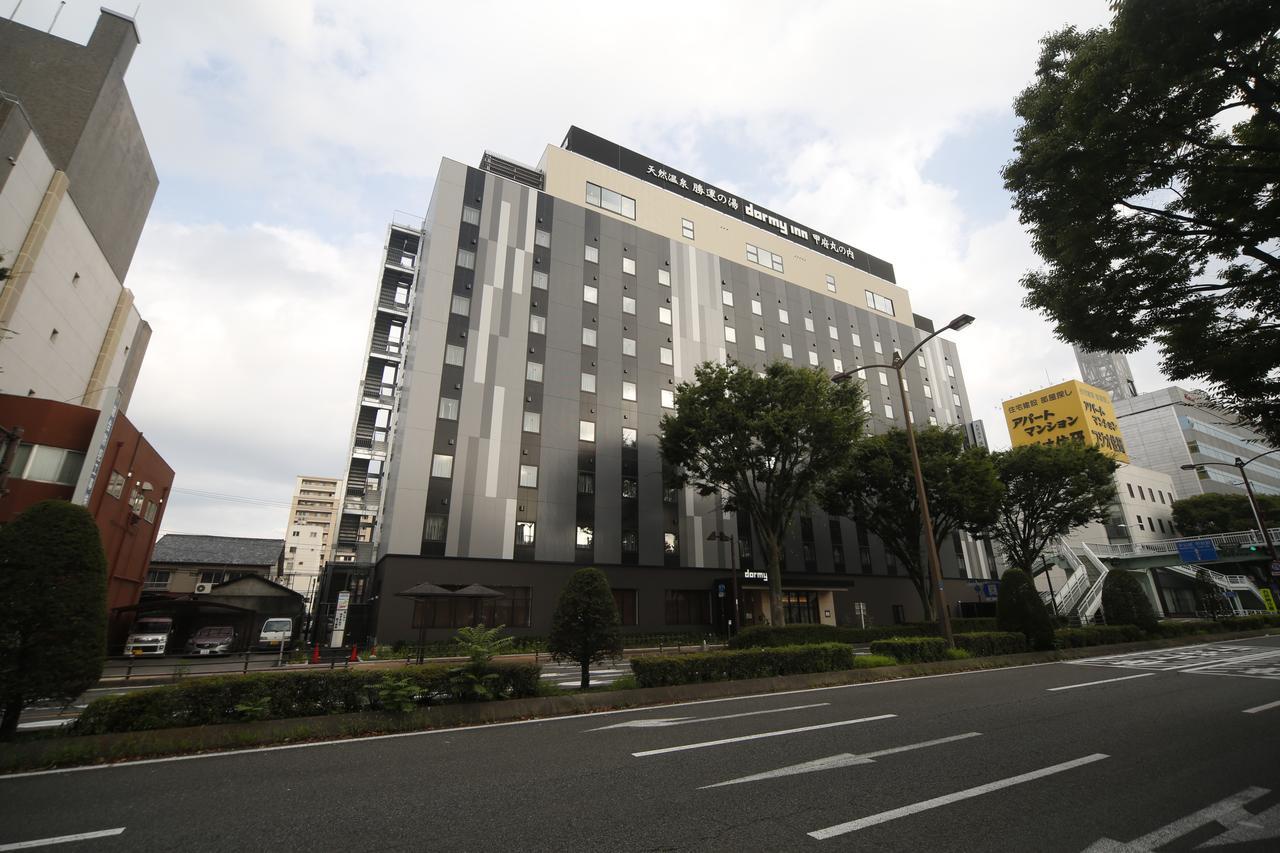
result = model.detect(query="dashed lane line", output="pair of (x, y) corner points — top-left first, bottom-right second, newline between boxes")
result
(1047, 673), (1156, 692)
(588, 702), (829, 731)
(1243, 698), (1280, 714)
(0, 828), (125, 850)
(632, 714), (895, 757)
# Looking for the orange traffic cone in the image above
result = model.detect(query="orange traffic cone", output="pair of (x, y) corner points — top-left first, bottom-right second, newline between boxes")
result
(349, 644), (359, 663)
(310, 644), (320, 664)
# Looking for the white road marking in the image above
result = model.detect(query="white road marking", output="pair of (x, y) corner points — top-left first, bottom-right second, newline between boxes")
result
(1243, 698), (1280, 714)
(632, 714), (895, 757)
(700, 731), (982, 788)
(1081, 786), (1270, 851)
(1047, 673), (1156, 692)
(0, 828), (125, 850)
(589, 702), (829, 731)
(15, 720), (73, 730)
(808, 753), (1109, 839)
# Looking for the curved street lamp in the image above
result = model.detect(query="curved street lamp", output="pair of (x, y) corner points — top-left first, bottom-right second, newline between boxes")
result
(832, 313), (975, 646)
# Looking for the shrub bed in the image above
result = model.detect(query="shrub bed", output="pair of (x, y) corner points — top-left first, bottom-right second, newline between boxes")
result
(869, 637), (950, 663)
(74, 662), (541, 735)
(1054, 626), (1145, 648)
(728, 624), (932, 649)
(954, 631), (1028, 657)
(630, 643), (855, 688)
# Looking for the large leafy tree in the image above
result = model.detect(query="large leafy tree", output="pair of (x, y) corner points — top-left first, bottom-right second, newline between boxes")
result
(996, 568), (1056, 651)
(1172, 491), (1280, 535)
(1101, 570), (1160, 632)
(659, 360), (865, 626)
(823, 427), (1003, 621)
(547, 567), (622, 689)
(1003, 1), (1280, 437)
(989, 443), (1119, 576)
(0, 500), (107, 737)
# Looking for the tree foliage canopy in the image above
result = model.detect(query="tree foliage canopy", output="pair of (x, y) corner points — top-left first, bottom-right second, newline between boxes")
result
(1003, 1), (1280, 436)
(989, 443), (1118, 575)
(822, 427), (1003, 621)
(547, 568), (622, 689)
(660, 360), (865, 625)
(0, 500), (108, 736)
(1101, 570), (1159, 632)
(1172, 491), (1280, 535)
(995, 568), (1056, 651)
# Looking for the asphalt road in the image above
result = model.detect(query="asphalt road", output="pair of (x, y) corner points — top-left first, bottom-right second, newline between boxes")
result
(4, 636), (1280, 851)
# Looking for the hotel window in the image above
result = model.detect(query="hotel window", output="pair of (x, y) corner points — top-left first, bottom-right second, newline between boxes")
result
(863, 399), (872, 413)
(395, 286), (409, 305)
(918, 354), (927, 368)
(582, 327), (597, 348)
(722, 289), (734, 307)
(828, 325), (838, 339)
(622, 256), (636, 276)
(778, 308), (789, 325)
(515, 522), (536, 546)
(462, 206), (480, 226)
(456, 248), (475, 270)
(438, 397), (460, 420)
(585, 245), (599, 264)
(884, 404), (894, 418)
(661, 389), (676, 409)
(576, 526), (594, 549)
(873, 340), (883, 355)
(581, 372), (596, 393)
(623, 337), (636, 357)
(623, 296), (636, 315)
(532, 270), (548, 290)
(622, 381), (637, 401)
(578, 472), (595, 494)
(519, 465), (539, 488)
(659, 346), (673, 365)
(622, 427), (637, 448)
(445, 344), (466, 367)
(586, 182), (636, 220)
(423, 515), (448, 542)
(725, 326), (737, 344)
(526, 361), (543, 382)
(746, 243), (784, 272)
(622, 478), (638, 499)
(808, 351), (819, 366)
(659, 306), (672, 325)
(681, 218), (695, 239)
(804, 317), (814, 333)
(621, 532), (639, 556)
(833, 357), (843, 373)
(782, 342), (793, 359)
(851, 331), (862, 348)
(579, 420), (595, 442)
(865, 290), (895, 315)
(529, 314), (546, 335)
(451, 294), (471, 317)
(664, 532), (679, 554)
(952, 393), (962, 406)
(751, 299), (762, 316)
(923, 384), (932, 398)
(928, 415), (938, 425)
(431, 454), (454, 479)
(947, 363), (956, 378)
(658, 269), (671, 287)
(522, 411), (540, 433)
(535, 229), (551, 248)
(754, 335), (766, 351)
(879, 371), (889, 386)
(825, 274), (837, 293)
(583, 284), (598, 304)
(664, 486), (679, 504)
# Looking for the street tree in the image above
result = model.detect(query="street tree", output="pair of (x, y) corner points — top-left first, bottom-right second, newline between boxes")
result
(996, 568), (1056, 651)
(547, 567), (622, 689)
(0, 500), (108, 737)
(659, 360), (865, 626)
(1101, 570), (1159, 632)
(1172, 492), (1280, 536)
(823, 427), (1003, 622)
(1194, 569), (1232, 621)
(1003, 1), (1280, 438)
(988, 443), (1118, 577)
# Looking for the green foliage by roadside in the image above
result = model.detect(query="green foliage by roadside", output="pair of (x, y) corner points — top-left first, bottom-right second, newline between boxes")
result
(0, 500), (108, 737)
(996, 568), (1056, 651)
(868, 637), (950, 663)
(547, 568), (623, 689)
(452, 624), (515, 667)
(1194, 569), (1232, 621)
(629, 644), (857, 688)
(659, 359), (866, 625)
(1054, 626), (1145, 648)
(728, 619), (999, 649)
(823, 427), (1002, 622)
(954, 632), (1029, 657)
(1101, 571), (1160, 632)
(988, 443), (1118, 575)
(1172, 492), (1280, 537)
(374, 675), (419, 713)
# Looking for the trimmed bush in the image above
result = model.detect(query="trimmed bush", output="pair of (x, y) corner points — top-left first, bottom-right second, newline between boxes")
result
(729, 624), (929, 649)
(1101, 571), (1159, 632)
(629, 643), (855, 688)
(73, 662), (541, 735)
(1054, 626), (1145, 648)
(954, 631), (1028, 657)
(1151, 620), (1217, 638)
(952, 617), (999, 633)
(869, 637), (950, 663)
(997, 568), (1056, 650)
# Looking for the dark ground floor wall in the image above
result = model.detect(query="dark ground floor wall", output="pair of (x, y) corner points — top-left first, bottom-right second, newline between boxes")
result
(360, 555), (989, 644)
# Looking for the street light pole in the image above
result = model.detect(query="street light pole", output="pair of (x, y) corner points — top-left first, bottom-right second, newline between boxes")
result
(707, 529), (740, 636)
(1183, 447), (1280, 595)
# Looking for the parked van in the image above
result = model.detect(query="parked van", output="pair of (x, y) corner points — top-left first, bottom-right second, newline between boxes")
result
(124, 616), (174, 656)
(185, 625), (237, 656)
(256, 618), (293, 651)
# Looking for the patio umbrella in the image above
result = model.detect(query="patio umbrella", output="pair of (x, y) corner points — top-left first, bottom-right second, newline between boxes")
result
(396, 582), (461, 663)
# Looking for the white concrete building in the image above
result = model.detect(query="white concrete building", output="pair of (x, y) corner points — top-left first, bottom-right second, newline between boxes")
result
(281, 475), (342, 606)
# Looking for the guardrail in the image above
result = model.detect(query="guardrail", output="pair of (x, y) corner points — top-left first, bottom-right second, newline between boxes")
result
(1051, 537), (1092, 615)
(1086, 527), (1280, 559)
(1075, 543), (1111, 620)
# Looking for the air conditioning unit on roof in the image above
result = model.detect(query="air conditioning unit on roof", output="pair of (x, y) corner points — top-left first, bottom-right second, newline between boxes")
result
(194, 583), (213, 595)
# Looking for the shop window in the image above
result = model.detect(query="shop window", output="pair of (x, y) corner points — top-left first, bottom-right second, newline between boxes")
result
(665, 590), (708, 625)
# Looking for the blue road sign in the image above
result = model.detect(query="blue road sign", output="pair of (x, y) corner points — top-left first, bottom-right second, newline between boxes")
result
(1176, 539), (1219, 563)
(717, 583), (726, 598)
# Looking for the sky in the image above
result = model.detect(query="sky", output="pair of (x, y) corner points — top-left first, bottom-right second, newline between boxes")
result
(13, 0), (1175, 539)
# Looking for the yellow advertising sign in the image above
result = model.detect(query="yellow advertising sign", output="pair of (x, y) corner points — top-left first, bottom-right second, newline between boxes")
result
(1259, 588), (1277, 613)
(1001, 379), (1129, 462)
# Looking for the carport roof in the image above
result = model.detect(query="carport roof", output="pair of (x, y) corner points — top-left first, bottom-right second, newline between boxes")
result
(151, 534), (284, 567)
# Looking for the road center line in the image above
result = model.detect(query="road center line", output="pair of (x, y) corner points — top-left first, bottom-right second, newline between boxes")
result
(1243, 698), (1280, 714)
(0, 828), (125, 851)
(589, 702), (829, 731)
(632, 714), (895, 757)
(808, 753), (1109, 840)
(1047, 673), (1155, 692)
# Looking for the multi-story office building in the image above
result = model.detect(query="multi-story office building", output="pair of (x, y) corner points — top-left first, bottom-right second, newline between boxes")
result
(281, 475), (342, 605)
(334, 128), (994, 642)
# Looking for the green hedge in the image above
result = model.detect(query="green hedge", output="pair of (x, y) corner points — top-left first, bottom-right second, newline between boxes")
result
(728, 624), (929, 649)
(74, 662), (541, 735)
(869, 637), (950, 663)
(1053, 626), (1145, 648)
(630, 643), (855, 688)
(954, 631), (1028, 657)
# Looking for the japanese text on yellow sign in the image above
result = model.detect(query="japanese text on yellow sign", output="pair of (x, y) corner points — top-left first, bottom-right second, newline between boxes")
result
(1259, 588), (1277, 613)
(1001, 379), (1129, 462)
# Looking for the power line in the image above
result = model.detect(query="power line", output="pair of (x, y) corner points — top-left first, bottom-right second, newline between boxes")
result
(169, 487), (292, 509)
